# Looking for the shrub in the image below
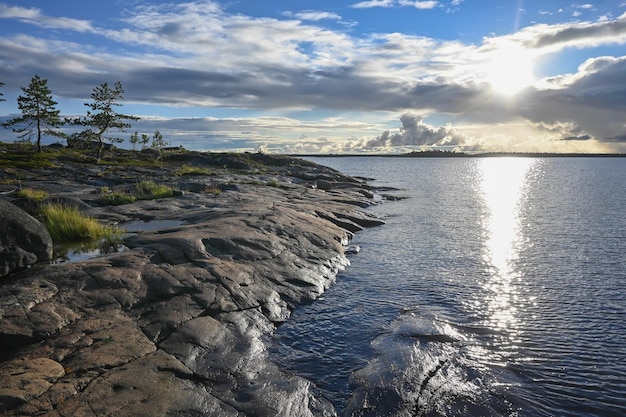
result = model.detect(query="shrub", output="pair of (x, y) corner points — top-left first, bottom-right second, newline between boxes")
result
(41, 204), (120, 243)
(266, 179), (281, 188)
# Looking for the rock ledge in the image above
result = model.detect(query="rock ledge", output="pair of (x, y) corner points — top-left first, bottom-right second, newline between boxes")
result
(0, 149), (384, 416)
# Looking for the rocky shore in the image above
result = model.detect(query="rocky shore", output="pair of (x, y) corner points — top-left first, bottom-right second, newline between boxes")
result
(0, 147), (384, 416)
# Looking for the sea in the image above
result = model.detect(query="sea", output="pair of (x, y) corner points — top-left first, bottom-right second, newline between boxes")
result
(270, 156), (626, 417)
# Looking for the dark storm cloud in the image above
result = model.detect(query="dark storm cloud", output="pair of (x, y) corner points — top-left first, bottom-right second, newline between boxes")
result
(406, 82), (483, 113)
(561, 134), (591, 141)
(125, 67), (249, 103)
(520, 56), (626, 143)
(605, 134), (626, 142)
(528, 12), (626, 50)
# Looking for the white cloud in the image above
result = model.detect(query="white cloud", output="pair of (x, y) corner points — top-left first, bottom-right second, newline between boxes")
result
(351, 0), (395, 8)
(400, 1), (439, 9)
(362, 113), (468, 149)
(0, 3), (95, 32)
(598, 13), (613, 22)
(1, 1), (626, 153)
(351, 0), (438, 9)
(118, 115), (385, 153)
(482, 12), (626, 53)
(285, 10), (342, 21)
(514, 56), (626, 145)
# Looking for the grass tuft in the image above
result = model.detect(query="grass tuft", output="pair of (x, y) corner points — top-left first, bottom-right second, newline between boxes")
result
(175, 164), (210, 176)
(135, 181), (174, 199)
(41, 204), (120, 243)
(95, 192), (136, 206)
(95, 181), (175, 205)
(18, 188), (49, 203)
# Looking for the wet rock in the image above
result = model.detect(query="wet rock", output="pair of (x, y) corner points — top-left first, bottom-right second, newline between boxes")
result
(0, 199), (53, 277)
(0, 150), (384, 416)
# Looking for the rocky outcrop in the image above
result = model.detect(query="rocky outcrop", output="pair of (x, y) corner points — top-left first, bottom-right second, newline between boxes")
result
(0, 199), (53, 277)
(0, 151), (384, 417)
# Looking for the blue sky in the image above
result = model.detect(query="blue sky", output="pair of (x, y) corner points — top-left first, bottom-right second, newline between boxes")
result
(1, 0), (625, 153)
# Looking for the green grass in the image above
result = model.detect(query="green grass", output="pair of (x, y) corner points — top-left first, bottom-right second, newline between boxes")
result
(135, 181), (174, 199)
(175, 164), (210, 176)
(17, 188), (49, 203)
(95, 192), (136, 206)
(41, 204), (121, 243)
(266, 179), (281, 188)
(95, 181), (175, 206)
(95, 186), (136, 206)
(0, 145), (57, 169)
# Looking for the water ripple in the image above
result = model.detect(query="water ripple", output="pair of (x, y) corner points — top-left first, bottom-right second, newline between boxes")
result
(272, 157), (626, 416)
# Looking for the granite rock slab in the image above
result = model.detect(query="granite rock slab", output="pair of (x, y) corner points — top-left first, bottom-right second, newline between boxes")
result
(0, 152), (385, 416)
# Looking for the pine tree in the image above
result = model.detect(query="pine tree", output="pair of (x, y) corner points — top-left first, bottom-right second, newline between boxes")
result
(140, 133), (150, 150)
(2, 76), (64, 152)
(71, 81), (139, 160)
(129, 131), (139, 151)
(151, 129), (170, 161)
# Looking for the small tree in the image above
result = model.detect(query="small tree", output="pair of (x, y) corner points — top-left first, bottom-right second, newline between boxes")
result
(151, 130), (170, 161)
(0, 81), (5, 102)
(129, 131), (139, 151)
(2, 76), (64, 152)
(72, 81), (138, 160)
(140, 133), (150, 150)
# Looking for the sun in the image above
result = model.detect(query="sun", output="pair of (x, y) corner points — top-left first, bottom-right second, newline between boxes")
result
(484, 47), (536, 95)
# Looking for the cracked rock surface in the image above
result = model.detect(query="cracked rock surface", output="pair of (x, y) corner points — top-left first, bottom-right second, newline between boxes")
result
(0, 149), (384, 416)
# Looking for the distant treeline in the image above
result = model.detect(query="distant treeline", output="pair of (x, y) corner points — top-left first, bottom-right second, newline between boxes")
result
(449, 151), (626, 158)
(403, 149), (626, 157)
(403, 150), (467, 157)
(297, 150), (626, 157)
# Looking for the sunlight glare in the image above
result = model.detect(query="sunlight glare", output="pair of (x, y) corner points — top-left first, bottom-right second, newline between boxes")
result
(480, 157), (533, 330)
(484, 47), (535, 95)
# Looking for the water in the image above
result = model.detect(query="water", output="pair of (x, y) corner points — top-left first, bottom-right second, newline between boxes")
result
(270, 157), (626, 417)
(51, 220), (182, 263)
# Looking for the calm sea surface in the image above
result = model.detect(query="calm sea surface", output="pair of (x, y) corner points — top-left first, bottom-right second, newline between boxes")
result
(270, 157), (626, 417)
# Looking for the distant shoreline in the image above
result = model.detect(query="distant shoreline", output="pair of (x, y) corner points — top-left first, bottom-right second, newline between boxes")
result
(295, 151), (626, 158)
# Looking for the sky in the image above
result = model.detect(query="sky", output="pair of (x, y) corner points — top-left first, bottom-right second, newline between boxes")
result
(0, 0), (626, 154)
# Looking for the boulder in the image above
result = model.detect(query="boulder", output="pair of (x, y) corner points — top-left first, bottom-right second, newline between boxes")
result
(0, 199), (53, 277)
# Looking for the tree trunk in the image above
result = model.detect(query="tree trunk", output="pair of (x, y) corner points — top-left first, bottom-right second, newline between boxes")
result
(37, 117), (42, 152)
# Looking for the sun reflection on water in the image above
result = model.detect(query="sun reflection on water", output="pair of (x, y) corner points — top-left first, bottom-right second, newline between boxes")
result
(479, 157), (534, 331)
